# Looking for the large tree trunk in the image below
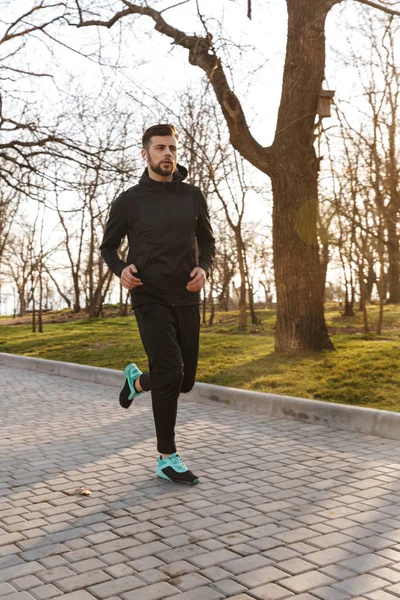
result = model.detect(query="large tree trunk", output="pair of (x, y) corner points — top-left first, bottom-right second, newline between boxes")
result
(272, 171), (332, 352)
(270, 0), (335, 353)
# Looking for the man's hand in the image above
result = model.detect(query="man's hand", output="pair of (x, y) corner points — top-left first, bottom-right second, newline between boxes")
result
(121, 264), (142, 290)
(187, 267), (207, 292)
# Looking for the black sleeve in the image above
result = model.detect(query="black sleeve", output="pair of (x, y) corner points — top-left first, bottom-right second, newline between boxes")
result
(196, 190), (215, 276)
(100, 192), (129, 277)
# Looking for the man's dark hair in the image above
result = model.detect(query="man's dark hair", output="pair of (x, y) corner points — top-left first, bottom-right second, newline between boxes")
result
(142, 124), (178, 150)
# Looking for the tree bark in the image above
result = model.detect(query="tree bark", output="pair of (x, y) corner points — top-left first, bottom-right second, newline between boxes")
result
(202, 286), (207, 325)
(270, 0), (335, 352)
(235, 229), (247, 330)
(208, 271), (215, 326)
(386, 216), (400, 303)
(358, 263), (369, 333)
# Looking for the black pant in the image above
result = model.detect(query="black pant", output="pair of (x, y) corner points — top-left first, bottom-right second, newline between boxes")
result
(134, 303), (200, 454)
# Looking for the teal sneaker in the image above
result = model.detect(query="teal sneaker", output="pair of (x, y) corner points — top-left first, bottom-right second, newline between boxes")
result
(156, 453), (199, 485)
(119, 363), (144, 409)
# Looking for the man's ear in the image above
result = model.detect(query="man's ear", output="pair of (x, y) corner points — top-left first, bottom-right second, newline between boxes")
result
(142, 149), (148, 161)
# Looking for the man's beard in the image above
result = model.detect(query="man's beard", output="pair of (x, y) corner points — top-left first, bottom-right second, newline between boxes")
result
(149, 159), (176, 177)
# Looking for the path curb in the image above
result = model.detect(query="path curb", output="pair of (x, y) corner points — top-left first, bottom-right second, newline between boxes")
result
(2, 351), (400, 441)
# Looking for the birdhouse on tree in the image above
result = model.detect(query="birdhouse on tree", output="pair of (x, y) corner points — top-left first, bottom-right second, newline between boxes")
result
(317, 89), (335, 118)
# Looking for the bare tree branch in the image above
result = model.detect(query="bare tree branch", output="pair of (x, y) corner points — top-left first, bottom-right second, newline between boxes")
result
(74, 1), (272, 173)
(354, 0), (400, 16)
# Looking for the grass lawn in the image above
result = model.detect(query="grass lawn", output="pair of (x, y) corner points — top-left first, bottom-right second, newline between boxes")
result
(1, 303), (399, 411)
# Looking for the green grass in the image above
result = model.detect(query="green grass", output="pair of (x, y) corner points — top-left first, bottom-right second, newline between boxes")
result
(1, 304), (399, 411)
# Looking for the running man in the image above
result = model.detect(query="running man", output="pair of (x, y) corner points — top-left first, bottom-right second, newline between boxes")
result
(100, 123), (215, 485)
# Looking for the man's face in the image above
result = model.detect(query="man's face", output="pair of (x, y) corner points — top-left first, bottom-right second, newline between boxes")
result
(143, 135), (178, 178)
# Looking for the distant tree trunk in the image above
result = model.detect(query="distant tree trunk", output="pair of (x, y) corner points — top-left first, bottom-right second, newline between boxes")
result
(96, 270), (113, 317)
(72, 272), (81, 313)
(377, 220), (385, 335)
(119, 285), (129, 316)
(248, 282), (258, 325)
(358, 263), (369, 333)
(18, 289), (26, 317)
(235, 230), (247, 330)
(245, 267), (259, 325)
(31, 291), (36, 333)
(208, 272), (215, 326)
(38, 260), (43, 333)
(386, 217), (400, 304)
(202, 286), (207, 325)
(320, 233), (329, 304)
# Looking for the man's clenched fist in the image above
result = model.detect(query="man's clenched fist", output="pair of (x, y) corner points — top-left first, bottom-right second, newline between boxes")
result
(121, 265), (143, 290)
(186, 267), (207, 292)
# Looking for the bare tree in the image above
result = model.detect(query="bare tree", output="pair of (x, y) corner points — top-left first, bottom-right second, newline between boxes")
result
(67, 0), (399, 352)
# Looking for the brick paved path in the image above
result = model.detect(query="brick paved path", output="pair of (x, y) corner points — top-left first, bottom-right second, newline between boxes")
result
(2, 365), (400, 600)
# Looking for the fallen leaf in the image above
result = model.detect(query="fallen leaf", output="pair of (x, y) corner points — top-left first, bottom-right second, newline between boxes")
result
(65, 487), (92, 496)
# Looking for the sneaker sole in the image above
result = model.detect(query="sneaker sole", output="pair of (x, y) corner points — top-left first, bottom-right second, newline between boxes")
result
(119, 379), (133, 409)
(156, 470), (199, 485)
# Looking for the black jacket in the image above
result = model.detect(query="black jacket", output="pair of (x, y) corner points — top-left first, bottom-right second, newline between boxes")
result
(100, 165), (215, 307)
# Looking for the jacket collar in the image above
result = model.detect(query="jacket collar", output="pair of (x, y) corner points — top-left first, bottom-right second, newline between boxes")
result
(139, 163), (188, 188)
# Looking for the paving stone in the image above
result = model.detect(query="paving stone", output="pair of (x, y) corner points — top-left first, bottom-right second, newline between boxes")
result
(1, 594), (37, 600)
(0, 583), (18, 597)
(320, 564), (356, 581)
(368, 591), (400, 600)
(121, 581), (178, 599)
(222, 554), (271, 575)
(200, 566), (231, 581)
(36, 566), (76, 583)
(277, 557), (314, 574)
(21, 544), (70, 562)
(89, 575), (145, 598)
(12, 575), (43, 591)
(371, 567), (400, 583)
(188, 548), (238, 568)
(305, 548), (352, 567)
(56, 593), (98, 600)
(334, 574), (388, 595)
(236, 565), (288, 587)
(169, 572), (212, 591)
(386, 583), (400, 595)
(155, 545), (206, 564)
(104, 563), (134, 578)
(56, 569), (111, 592)
(280, 571), (336, 593)
(339, 553), (390, 574)
(160, 561), (198, 578)
(122, 541), (170, 560)
(220, 596), (257, 600)
(0, 560), (44, 581)
(210, 578), (247, 595)
(136, 568), (170, 584)
(30, 584), (63, 599)
(247, 582), (293, 599)
(167, 588), (223, 600)
(69, 558), (105, 574)
(312, 587), (349, 600)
